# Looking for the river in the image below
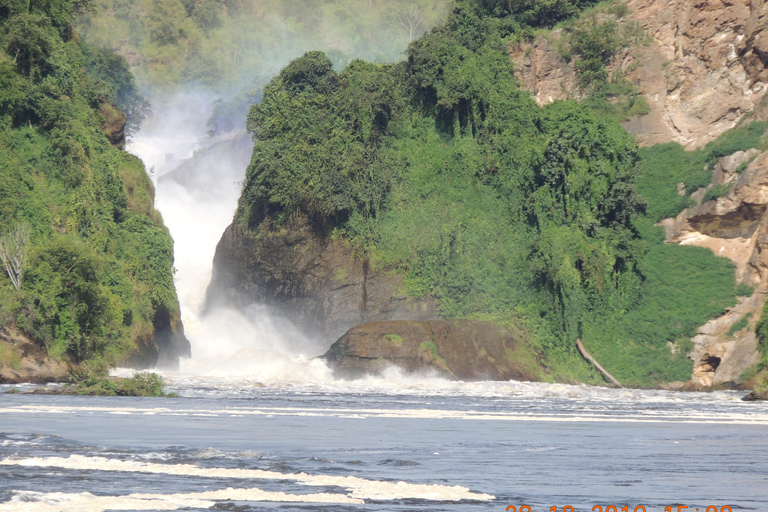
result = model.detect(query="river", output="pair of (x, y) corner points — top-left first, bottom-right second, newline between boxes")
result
(1, 383), (767, 511)
(1, 96), (767, 512)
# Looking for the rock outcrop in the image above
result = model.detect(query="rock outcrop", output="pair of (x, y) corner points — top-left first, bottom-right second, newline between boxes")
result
(0, 313), (189, 382)
(99, 102), (127, 150)
(322, 320), (544, 381)
(0, 326), (68, 384)
(127, 305), (190, 370)
(510, 0), (768, 148)
(662, 149), (768, 386)
(207, 215), (437, 346)
(157, 132), (253, 195)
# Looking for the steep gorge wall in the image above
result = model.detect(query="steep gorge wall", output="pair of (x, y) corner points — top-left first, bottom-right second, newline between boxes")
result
(510, 0), (768, 148)
(207, 216), (437, 348)
(662, 150), (768, 386)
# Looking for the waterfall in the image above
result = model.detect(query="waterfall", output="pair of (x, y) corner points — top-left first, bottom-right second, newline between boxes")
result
(126, 92), (332, 384)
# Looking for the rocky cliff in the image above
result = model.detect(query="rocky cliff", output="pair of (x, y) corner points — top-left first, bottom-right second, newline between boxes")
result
(207, 215), (437, 347)
(510, 0), (768, 148)
(662, 148), (768, 387)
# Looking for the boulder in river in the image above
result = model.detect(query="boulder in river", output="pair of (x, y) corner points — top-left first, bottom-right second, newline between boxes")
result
(322, 319), (545, 381)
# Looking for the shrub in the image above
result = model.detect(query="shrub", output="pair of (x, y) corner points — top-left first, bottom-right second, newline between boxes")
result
(728, 313), (752, 337)
(736, 283), (755, 297)
(702, 184), (731, 203)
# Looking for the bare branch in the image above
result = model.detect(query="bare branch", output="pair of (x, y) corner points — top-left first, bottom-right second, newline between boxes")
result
(0, 223), (31, 291)
(394, 2), (425, 42)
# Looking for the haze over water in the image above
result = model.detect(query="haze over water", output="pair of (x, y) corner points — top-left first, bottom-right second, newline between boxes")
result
(2, 98), (768, 512)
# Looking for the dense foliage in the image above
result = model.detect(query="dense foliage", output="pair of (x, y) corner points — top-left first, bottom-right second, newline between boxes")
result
(236, 0), (741, 386)
(0, 0), (180, 367)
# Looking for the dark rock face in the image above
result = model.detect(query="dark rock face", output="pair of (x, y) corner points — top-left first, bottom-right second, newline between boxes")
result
(126, 305), (190, 370)
(98, 102), (126, 150)
(322, 320), (545, 381)
(207, 215), (437, 346)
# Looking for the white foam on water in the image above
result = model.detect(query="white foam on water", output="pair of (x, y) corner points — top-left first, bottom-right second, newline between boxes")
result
(0, 487), (364, 512)
(1, 401), (767, 424)
(0, 490), (214, 511)
(0, 455), (494, 502)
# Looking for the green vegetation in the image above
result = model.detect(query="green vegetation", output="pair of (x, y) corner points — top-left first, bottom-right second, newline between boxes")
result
(69, 372), (170, 396)
(753, 301), (768, 376)
(0, 342), (21, 369)
(736, 283), (755, 297)
(582, 219), (736, 385)
(728, 313), (752, 338)
(384, 334), (404, 345)
(1, 0), (753, 389)
(637, 121), (768, 221)
(0, 0), (182, 371)
(702, 184), (732, 203)
(547, 1), (651, 122)
(238, 0), (741, 387)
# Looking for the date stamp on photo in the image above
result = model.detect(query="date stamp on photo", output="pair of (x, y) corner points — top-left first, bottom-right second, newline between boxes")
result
(506, 506), (734, 512)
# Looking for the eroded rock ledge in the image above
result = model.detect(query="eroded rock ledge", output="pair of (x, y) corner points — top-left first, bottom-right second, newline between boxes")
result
(0, 326), (68, 384)
(322, 320), (545, 381)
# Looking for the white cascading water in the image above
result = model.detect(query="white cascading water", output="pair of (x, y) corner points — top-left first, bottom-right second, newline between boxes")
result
(126, 92), (336, 387)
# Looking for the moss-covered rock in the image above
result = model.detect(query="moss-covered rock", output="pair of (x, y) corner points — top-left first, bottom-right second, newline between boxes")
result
(322, 320), (546, 381)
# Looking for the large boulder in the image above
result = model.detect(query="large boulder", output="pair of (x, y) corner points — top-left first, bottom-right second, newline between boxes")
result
(322, 319), (545, 381)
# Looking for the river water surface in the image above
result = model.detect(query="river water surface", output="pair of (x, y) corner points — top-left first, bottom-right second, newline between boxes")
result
(1, 380), (768, 511)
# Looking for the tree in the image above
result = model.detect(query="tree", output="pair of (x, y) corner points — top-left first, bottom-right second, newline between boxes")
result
(0, 223), (30, 291)
(394, 2), (424, 42)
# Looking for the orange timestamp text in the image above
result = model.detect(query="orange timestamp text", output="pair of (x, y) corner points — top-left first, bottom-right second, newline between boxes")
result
(506, 506), (734, 512)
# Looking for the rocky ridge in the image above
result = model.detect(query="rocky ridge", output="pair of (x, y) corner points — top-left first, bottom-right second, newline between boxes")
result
(510, 0), (768, 148)
(662, 148), (768, 387)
